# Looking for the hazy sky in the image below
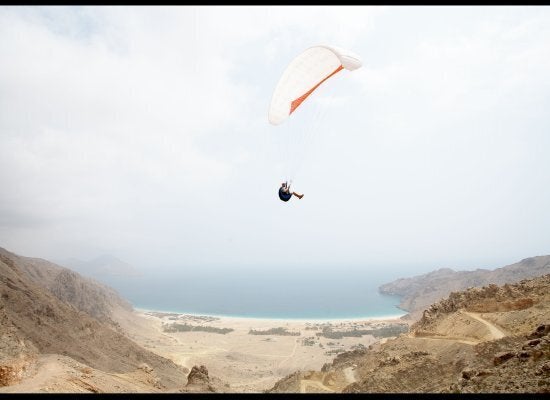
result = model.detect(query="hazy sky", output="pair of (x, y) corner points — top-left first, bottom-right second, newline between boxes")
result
(1, 6), (550, 275)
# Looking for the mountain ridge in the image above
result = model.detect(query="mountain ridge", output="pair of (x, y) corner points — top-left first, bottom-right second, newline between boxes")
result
(56, 254), (142, 280)
(379, 255), (550, 320)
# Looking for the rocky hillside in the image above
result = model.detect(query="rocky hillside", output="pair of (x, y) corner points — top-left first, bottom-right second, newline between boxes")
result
(379, 255), (550, 320)
(1, 248), (133, 325)
(0, 246), (187, 390)
(267, 274), (550, 393)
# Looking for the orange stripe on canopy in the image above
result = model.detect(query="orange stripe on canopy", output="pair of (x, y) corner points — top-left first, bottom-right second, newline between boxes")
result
(289, 65), (344, 116)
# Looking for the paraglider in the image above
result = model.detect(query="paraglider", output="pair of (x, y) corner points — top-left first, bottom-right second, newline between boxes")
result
(268, 45), (362, 202)
(278, 181), (304, 202)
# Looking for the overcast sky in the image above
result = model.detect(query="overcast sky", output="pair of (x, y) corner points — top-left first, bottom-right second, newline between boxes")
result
(1, 6), (549, 275)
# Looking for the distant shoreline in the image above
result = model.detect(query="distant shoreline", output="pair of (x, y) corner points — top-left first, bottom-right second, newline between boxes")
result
(134, 306), (407, 324)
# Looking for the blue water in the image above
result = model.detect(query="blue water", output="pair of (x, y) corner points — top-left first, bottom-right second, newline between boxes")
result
(98, 267), (405, 320)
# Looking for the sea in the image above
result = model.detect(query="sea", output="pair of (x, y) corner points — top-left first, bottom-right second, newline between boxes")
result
(96, 267), (409, 320)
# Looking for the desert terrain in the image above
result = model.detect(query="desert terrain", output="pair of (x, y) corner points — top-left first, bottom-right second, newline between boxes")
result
(0, 304), (406, 393)
(115, 309), (407, 392)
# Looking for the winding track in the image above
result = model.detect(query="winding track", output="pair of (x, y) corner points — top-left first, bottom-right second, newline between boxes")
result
(410, 310), (508, 344)
(297, 311), (511, 393)
(462, 311), (506, 339)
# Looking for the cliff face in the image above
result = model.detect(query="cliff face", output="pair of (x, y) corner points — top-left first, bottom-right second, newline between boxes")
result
(0, 246), (187, 390)
(268, 274), (550, 393)
(379, 256), (550, 319)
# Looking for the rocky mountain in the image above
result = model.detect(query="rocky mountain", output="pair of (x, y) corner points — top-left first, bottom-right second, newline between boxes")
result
(0, 246), (188, 391)
(267, 274), (550, 393)
(3, 248), (133, 324)
(379, 255), (550, 320)
(57, 254), (142, 280)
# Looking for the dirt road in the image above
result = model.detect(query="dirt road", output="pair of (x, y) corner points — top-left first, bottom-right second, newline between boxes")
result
(462, 311), (507, 339)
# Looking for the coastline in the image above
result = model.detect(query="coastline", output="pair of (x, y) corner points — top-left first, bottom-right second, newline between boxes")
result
(133, 306), (407, 324)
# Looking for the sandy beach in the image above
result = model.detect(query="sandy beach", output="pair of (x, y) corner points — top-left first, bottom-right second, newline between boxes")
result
(114, 307), (407, 392)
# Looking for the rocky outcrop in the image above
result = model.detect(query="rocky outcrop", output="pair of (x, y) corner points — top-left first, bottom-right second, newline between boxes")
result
(0, 321), (38, 387)
(528, 324), (550, 339)
(187, 365), (210, 385)
(0, 357), (33, 387)
(180, 365), (231, 393)
(452, 325), (550, 393)
(411, 275), (550, 335)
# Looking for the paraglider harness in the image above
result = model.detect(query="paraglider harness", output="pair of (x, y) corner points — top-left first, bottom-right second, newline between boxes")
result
(278, 181), (292, 202)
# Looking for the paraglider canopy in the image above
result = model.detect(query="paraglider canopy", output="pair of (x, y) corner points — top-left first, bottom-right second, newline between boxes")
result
(267, 44), (362, 188)
(268, 45), (362, 126)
